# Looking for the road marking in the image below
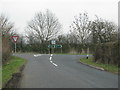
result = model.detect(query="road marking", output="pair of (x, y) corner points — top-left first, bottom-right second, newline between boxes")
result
(50, 61), (53, 63)
(49, 56), (52, 60)
(52, 63), (58, 67)
(49, 54), (58, 67)
(34, 54), (41, 57)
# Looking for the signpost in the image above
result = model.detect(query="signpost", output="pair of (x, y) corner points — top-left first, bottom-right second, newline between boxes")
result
(51, 40), (55, 54)
(51, 40), (56, 45)
(12, 36), (19, 53)
(48, 40), (62, 54)
(48, 45), (62, 48)
(56, 45), (62, 48)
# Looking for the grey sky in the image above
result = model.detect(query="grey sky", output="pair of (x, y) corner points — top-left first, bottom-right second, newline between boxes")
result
(0, 0), (118, 34)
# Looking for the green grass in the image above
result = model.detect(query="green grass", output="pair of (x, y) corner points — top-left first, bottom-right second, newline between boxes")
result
(2, 56), (27, 87)
(54, 53), (92, 55)
(80, 57), (119, 74)
(0, 67), (2, 89)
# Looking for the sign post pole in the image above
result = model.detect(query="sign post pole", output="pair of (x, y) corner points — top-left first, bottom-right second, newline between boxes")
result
(49, 41), (51, 54)
(12, 35), (19, 54)
(51, 40), (56, 54)
(15, 43), (16, 53)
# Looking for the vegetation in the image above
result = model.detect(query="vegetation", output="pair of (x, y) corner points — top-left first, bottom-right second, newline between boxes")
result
(80, 57), (119, 74)
(0, 15), (15, 64)
(14, 11), (117, 55)
(2, 56), (27, 87)
(94, 41), (119, 66)
(54, 53), (92, 55)
(0, 60), (1, 89)
(0, 10), (119, 80)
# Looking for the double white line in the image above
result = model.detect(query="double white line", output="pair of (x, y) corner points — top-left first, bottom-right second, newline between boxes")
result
(49, 54), (58, 67)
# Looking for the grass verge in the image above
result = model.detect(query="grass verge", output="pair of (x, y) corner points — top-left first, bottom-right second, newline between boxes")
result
(2, 56), (27, 87)
(80, 57), (120, 74)
(0, 67), (2, 89)
(54, 53), (92, 55)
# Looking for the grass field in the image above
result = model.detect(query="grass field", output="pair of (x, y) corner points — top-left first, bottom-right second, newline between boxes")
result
(80, 57), (119, 74)
(2, 56), (27, 88)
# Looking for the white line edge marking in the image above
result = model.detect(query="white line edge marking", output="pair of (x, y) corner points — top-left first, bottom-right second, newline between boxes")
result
(53, 63), (58, 66)
(50, 56), (52, 60)
(49, 54), (57, 66)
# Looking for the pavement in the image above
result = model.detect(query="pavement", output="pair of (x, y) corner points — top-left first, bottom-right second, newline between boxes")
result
(15, 53), (118, 88)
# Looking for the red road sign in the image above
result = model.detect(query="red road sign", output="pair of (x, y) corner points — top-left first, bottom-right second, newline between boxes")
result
(12, 36), (19, 43)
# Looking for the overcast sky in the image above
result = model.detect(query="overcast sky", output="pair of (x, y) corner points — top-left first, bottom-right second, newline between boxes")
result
(0, 0), (119, 34)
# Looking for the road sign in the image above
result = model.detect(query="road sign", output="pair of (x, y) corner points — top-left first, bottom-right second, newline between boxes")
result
(48, 45), (50, 48)
(51, 40), (56, 44)
(48, 45), (62, 48)
(12, 35), (19, 53)
(56, 45), (62, 48)
(48, 45), (55, 48)
(12, 36), (19, 43)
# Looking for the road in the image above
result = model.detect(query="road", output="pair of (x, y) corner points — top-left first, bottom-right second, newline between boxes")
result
(15, 53), (118, 88)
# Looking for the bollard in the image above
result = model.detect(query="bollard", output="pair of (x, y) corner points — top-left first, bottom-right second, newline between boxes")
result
(86, 55), (89, 59)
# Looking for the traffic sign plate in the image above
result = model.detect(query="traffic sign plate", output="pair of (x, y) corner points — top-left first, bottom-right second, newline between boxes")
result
(51, 40), (56, 44)
(48, 45), (62, 48)
(12, 36), (19, 43)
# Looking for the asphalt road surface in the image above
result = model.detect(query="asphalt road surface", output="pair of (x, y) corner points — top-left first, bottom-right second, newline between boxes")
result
(15, 53), (118, 88)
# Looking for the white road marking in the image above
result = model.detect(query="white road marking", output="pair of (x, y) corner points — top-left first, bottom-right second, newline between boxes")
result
(52, 63), (58, 67)
(49, 54), (58, 67)
(49, 56), (52, 60)
(34, 55), (37, 57)
(34, 54), (41, 57)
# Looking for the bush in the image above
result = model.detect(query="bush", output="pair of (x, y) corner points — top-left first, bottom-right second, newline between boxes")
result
(2, 35), (12, 64)
(94, 41), (119, 66)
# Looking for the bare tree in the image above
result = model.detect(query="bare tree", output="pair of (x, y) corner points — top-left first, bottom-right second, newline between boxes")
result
(0, 14), (14, 36)
(27, 9), (62, 44)
(91, 16), (117, 44)
(70, 12), (91, 45)
(0, 14), (14, 63)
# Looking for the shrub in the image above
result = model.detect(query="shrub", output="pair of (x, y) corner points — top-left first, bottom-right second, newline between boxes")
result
(2, 35), (12, 64)
(94, 41), (119, 66)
